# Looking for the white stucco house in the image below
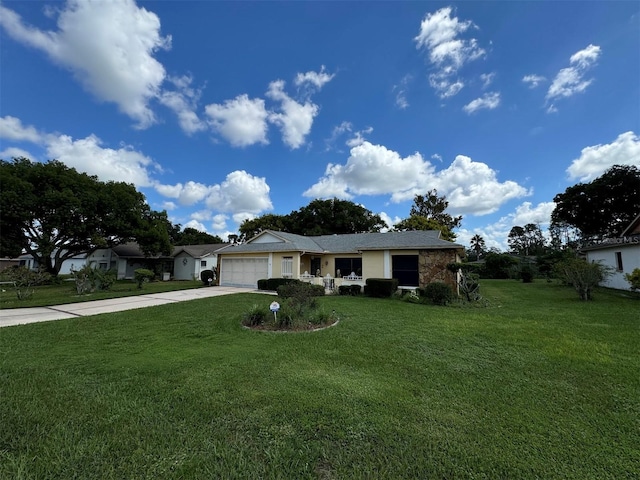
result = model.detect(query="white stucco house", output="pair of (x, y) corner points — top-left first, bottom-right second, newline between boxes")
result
(172, 244), (230, 281)
(582, 214), (640, 290)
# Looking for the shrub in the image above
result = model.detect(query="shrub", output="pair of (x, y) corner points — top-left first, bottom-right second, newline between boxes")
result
(277, 281), (324, 300)
(459, 272), (481, 302)
(554, 258), (612, 301)
(364, 278), (399, 298)
(624, 268), (640, 292)
(71, 265), (116, 294)
(134, 268), (155, 289)
(200, 269), (215, 286)
(421, 282), (454, 306)
(338, 284), (362, 296)
(520, 264), (534, 283)
(482, 253), (518, 279)
(4, 266), (51, 300)
(242, 304), (269, 327)
(257, 278), (299, 291)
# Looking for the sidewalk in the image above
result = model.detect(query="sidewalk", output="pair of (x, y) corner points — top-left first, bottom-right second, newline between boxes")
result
(0, 286), (268, 328)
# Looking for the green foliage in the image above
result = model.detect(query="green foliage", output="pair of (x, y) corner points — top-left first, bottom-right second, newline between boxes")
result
(624, 268), (640, 291)
(0, 158), (172, 275)
(276, 281), (324, 299)
(257, 278), (299, 291)
(459, 272), (481, 302)
(200, 269), (215, 286)
(508, 224), (546, 256)
(394, 190), (461, 241)
(134, 268), (155, 289)
(469, 234), (486, 260)
(420, 282), (454, 305)
(554, 258), (612, 300)
(239, 198), (386, 241)
(482, 253), (518, 279)
(364, 278), (399, 298)
(393, 215), (457, 241)
(520, 264), (534, 283)
(338, 284), (362, 295)
(174, 227), (223, 245)
(71, 265), (116, 294)
(3, 266), (51, 300)
(552, 164), (640, 242)
(241, 304), (269, 327)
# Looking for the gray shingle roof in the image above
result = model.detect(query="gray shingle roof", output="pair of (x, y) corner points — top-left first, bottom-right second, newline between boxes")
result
(221, 230), (463, 254)
(173, 243), (231, 258)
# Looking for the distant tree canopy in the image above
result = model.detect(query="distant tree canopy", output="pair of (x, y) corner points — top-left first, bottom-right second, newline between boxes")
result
(239, 198), (387, 241)
(393, 190), (462, 241)
(507, 224), (546, 256)
(551, 165), (640, 242)
(0, 158), (172, 275)
(173, 227), (223, 245)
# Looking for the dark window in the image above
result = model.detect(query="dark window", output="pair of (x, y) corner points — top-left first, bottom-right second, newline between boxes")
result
(201, 260), (207, 268)
(615, 252), (623, 271)
(335, 257), (362, 277)
(392, 255), (419, 286)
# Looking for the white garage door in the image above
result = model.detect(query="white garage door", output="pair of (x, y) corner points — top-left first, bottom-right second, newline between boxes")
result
(220, 258), (268, 288)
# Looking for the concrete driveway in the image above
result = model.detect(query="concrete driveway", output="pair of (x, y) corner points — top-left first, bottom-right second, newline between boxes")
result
(0, 286), (268, 328)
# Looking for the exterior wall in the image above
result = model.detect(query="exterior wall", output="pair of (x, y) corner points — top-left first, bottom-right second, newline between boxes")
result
(362, 251), (385, 278)
(270, 251), (301, 278)
(586, 244), (640, 290)
(419, 249), (460, 291)
(174, 252), (197, 280)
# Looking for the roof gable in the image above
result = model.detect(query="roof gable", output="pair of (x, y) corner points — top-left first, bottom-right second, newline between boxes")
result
(621, 213), (640, 237)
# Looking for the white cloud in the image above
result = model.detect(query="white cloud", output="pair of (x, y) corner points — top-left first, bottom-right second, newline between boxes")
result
(0, 147), (34, 159)
(161, 201), (177, 211)
(415, 7), (485, 98)
(546, 44), (601, 112)
(211, 214), (229, 231)
(393, 74), (413, 109)
(0, 0), (171, 128)
(294, 65), (335, 90)
(155, 181), (211, 206)
(206, 170), (273, 214)
(267, 80), (318, 149)
(205, 94), (269, 147)
(346, 127), (373, 148)
(46, 134), (158, 186)
(0, 116), (43, 143)
(480, 72), (495, 88)
(522, 74), (546, 89)
(304, 142), (530, 216)
(184, 220), (207, 232)
(463, 92), (500, 114)
(159, 75), (206, 135)
(379, 212), (400, 232)
(567, 131), (640, 182)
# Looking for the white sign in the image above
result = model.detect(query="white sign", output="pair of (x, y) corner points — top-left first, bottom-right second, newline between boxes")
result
(270, 301), (280, 312)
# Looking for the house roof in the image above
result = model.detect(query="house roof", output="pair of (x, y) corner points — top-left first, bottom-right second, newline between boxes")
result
(581, 213), (640, 251)
(173, 243), (230, 258)
(621, 213), (640, 237)
(220, 230), (464, 255)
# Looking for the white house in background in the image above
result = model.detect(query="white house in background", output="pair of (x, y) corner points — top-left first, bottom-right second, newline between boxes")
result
(172, 244), (230, 280)
(582, 214), (640, 290)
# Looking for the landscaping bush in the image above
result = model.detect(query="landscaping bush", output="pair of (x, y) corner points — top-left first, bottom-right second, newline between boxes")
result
(242, 304), (269, 327)
(554, 258), (611, 301)
(277, 281), (324, 299)
(625, 268), (640, 292)
(257, 278), (299, 291)
(200, 269), (215, 286)
(134, 268), (155, 289)
(459, 272), (481, 302)
(338, 284), (362, 296)
(3, 266), (51, 300)
(71, 265), (116, 294)
(421, 282), (454, 306)
(520, 264), (534, 283)
(482, 253), (518, 279)
(364, 278), (399, 298)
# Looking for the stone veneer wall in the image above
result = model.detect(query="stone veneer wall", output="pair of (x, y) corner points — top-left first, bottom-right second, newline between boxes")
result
(418, 249), (460, 292)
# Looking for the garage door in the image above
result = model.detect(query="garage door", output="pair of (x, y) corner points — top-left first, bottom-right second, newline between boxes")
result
(220, 258), (268, 288)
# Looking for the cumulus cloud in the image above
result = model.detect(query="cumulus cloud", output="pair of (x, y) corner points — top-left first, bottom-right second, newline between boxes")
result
(325, 122), (373, 151)
(566, 131), (640, 182)
(463, 92), (500, 114)
(183, 220), (207, 232)
(546, 44), (601, 112)
(46, 134), (158, 186)
(0, 147), (34, 159)
(159, 75), (206, 135)
(267, 80), (318, 149)
(0, 0), (171, 128)
(154, 181), (211, 206)
(205, 94), (269, 147)
(206, 170), (273, 214)
(414, 7), (486, 98)
(0, 116), (43, 143)
(294, 65), (335, 91)
(480, 72), (495, 88)
(522, 74), (546, 89)
(304, 142), (530, 216)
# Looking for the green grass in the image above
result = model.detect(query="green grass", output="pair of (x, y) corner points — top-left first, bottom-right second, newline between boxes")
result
(0, 279), (203, 309)
(1, 281), (638, 479)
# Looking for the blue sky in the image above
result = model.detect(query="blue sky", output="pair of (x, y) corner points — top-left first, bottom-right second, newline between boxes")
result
(1, 1), (639, 250)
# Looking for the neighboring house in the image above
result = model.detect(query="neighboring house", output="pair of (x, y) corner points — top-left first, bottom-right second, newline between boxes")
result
(582, 214), (640, 290)
(216, 230), (465, 291)
(173, 243), (230, 280)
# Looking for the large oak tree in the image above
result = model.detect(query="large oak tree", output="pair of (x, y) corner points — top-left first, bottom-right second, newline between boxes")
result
(394, 189), (462, 241)
(0, 158), (172, 275)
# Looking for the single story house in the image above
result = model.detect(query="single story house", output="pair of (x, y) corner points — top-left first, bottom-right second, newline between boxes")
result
(216, 230), (465, 291)
(582, 214), (640, 290)
(173, 243), (230, 281)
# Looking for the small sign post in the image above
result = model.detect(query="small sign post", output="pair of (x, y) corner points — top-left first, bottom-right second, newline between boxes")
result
(270, 301), (280, 322)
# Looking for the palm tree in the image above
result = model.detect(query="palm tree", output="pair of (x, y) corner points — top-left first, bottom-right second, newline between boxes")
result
(470, 234), (486, 260)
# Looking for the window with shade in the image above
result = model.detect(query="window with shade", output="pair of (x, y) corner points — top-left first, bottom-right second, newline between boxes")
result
(282, 257), (293, 278)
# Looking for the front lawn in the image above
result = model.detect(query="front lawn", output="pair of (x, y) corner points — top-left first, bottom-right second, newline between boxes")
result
(0, 279), (203, 309)
(1, 281), (638, 478)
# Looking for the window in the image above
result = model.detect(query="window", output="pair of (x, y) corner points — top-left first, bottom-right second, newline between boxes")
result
(282, 257), (293, 278)
(392, 255), (419, 286)
(335, 257), (362, 277)
(615, 252), (623, 271)
(99, 262), (108, 270)
(201, 260), (207, 268)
